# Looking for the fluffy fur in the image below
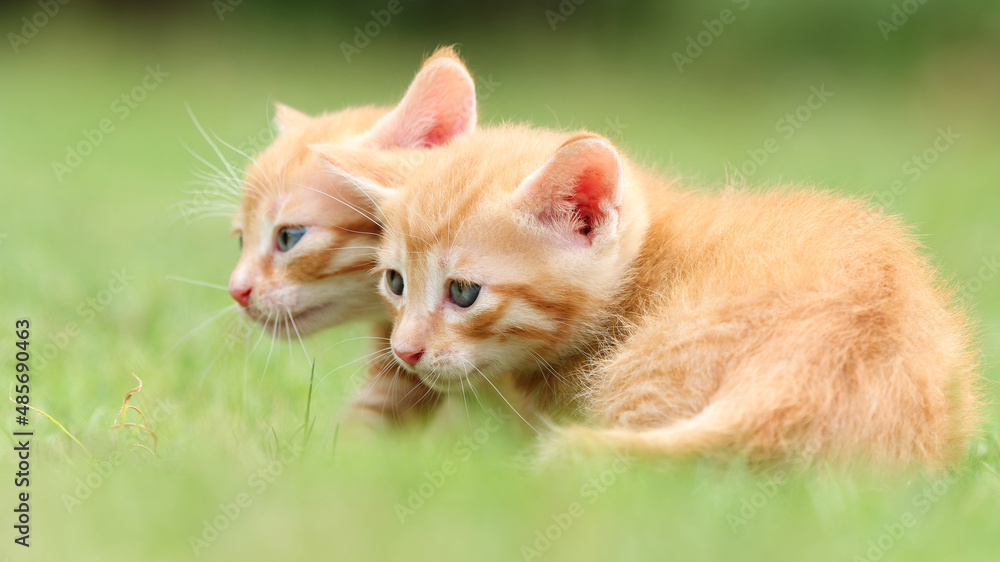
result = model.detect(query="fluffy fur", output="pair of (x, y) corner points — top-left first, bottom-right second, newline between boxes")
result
(228, 47), (476, 423)
(321, 124), (982, 467)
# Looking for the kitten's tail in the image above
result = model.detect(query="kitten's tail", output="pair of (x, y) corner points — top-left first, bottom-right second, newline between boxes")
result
(549, 403), (746, 461)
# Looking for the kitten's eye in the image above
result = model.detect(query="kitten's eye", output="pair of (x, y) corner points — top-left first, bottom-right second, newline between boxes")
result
(386, 270), (404, 296)
(449, 280), (481, 308)
(276, 226), (308, 252)
(238, 234), (243, 250)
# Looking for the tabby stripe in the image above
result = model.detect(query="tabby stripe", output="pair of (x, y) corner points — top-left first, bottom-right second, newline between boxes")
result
(319, 258), (377, 278)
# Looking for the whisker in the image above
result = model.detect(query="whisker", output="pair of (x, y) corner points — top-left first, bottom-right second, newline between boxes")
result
(467, 374), (486, 412)
(460, 366), (472, 426)
(242, 317), (250, 416)
(296, 183), (384, 230)
(315, 246), (383, 253)
(177, 185), (240, 203)
(174, 211), (238, 223)
(213, 132), (257, 163)
(399, 368), (439, 416)
(283, 314), (294, 382)
(529, 350), (571, 387)
(184, 174), (242, 195)
(529, 351), (555, 393)
(259, 315), (279, 385)
(321, 335), (390, 353)
(383, 364), (403, 420)
(467, 359), (538, 434)
(247, 312), (271, 356)
(319, 347), (395, 391)
(188, 162), (242, 191)
(169, 304), (239, 354)
(196, 344), (227, 390)
(285, 307), (312, 364)
(243, 311), (268, 406)
(166, 275), (229, 292)
(182, 142), (240, 194)
(346, 172), (391, 231)
(185, 103), (243, 188)
(356, 354), (397, 397)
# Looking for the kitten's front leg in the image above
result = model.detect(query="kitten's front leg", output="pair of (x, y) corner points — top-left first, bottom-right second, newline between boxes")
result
(346, 322), (442, 429)
(350, 358), (441, 427)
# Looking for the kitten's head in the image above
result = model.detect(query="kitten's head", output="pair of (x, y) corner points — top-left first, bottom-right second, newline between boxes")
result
(228, 47), (476, 337)
(320, 126), (646, 392)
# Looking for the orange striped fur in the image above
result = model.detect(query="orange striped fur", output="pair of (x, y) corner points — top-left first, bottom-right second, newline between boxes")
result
(321, 124), (981, 467)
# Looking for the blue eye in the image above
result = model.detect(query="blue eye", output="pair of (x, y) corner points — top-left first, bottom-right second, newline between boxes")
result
(386, 270), (404, 296)
(449, 280), (481, 308)
(276, 226), (308, 252)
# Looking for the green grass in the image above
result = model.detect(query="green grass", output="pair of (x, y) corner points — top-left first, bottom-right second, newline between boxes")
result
(1, 8), (999, 562)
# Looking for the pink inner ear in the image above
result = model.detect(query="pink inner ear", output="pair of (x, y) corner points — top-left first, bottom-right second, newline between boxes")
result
(516, 137), (624, 244)
(421, 124), (454, 148)
(364, 57), (476, 150)
(572, 169), (613, 236)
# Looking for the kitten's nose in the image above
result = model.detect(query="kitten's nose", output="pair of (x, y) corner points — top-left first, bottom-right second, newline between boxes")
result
(394, 347), (424, 367)
(229, 285), (252, 308)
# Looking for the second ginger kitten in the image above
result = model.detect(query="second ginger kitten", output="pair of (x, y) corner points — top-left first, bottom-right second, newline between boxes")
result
(313, 124), (981, 467)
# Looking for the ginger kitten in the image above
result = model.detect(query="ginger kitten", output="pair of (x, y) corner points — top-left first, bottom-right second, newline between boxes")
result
(228, 47), (476, 423)
(316, 125), (981, 467)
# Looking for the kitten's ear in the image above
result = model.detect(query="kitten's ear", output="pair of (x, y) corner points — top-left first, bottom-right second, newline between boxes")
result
(273, 102), (310, 134)
(512, 135), (624, 245)
(360, 46), (476, 149)
(310, 143), (397, 208)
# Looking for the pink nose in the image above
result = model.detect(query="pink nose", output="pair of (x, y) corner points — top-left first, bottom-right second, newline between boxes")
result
(229, 285), (252, 308)
(394, 347), (424, 367)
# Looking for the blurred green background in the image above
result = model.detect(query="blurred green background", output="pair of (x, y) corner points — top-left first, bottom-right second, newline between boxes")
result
(1, 1), (999, 561)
